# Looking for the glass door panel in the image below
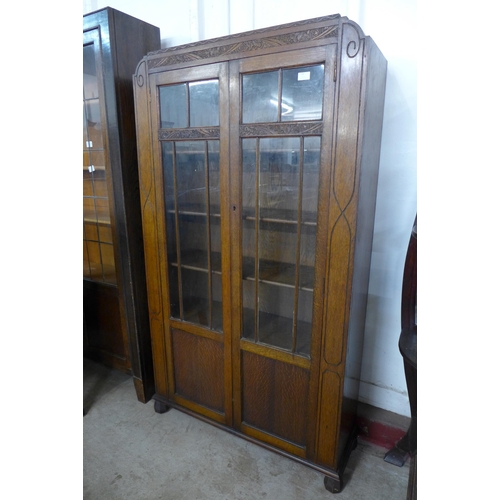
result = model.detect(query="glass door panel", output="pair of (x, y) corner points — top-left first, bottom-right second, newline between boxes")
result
(159, 84), (188, 128)
(160, 79), (220, 128)
(242, 71), (279, 123)
(189, 80), (219, 127)
(240, 134), (321, 356)
(161, 75), (223, 331)
(281, 65), (324, 121)
(238, 56), (325, 356)
(83, 35), (116, 285)
(242, 64), (324, 124)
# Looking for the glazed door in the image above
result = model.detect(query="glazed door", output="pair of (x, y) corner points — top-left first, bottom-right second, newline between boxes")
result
(83, 28), (129, 369)
(146, 47), (336, 443)
(229, 46), (336, 458)
(150, 63), (233, 424)
(83, 30), (117, 286)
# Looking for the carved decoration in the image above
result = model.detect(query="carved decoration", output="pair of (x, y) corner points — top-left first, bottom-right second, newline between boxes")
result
(149, 25), (338, 69)
(240, 122), (323, 137)
(344, 23), (362, 58)
(148, 15), (341, 56)
(323, 213), (351, 367)
(159, 127), (220, 141)
(135, 60), (146, 87)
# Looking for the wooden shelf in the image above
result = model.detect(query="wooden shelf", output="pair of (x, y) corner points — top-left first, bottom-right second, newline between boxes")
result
(242, 256), (314, 292)
(169, 250), (314, 292)
(166, 203), (317, 227)
(166, 203), (221, 218)
(242, 307), (311, 356)
(84, 216), (111, 226)
(82, 164), (106, 171)
(169, 250), (222, 274)
(177, 297), (224, 332)
(173, 297), (311, 357)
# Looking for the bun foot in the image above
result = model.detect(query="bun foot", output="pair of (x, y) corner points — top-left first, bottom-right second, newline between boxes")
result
(154, 400), (171, 414)
(324, 475), (343, 494)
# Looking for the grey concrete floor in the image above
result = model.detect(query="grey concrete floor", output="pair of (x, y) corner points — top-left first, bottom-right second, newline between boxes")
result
(84, 358), (410, 499)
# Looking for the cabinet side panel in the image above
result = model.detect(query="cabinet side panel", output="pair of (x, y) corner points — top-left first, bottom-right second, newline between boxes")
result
(315, 370), (341, 467)
(108, 9), (161, 401)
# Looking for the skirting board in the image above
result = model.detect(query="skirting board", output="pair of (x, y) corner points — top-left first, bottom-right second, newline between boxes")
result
(356, 402), (411, 450)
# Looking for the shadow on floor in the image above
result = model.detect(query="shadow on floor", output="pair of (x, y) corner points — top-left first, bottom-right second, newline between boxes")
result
(83, 357), (130, 415)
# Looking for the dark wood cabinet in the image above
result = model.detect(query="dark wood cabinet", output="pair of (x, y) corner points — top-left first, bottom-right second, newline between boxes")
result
(83, 8), (160, 402)
(134, 14), (387, 491)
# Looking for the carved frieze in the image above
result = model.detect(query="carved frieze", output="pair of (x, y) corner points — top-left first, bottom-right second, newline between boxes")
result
(159, 127), (220, 141)
(149, 24), (339, 69)
(240, 122), (323, 137)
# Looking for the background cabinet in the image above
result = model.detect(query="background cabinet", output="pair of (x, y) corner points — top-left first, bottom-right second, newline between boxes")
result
(134, 14), (386, 491)
(83, 8), (160, 402)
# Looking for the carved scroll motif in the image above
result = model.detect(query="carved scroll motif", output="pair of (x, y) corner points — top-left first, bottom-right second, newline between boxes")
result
(159, 127), (220, 141)
(344, 22), (362, 58)
(149, 25), (338, 69)
(240, 122), (323, 137)
(135, 60), (146, 87)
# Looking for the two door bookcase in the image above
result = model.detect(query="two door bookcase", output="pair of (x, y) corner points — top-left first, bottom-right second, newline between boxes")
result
(134, 14), (386, 492)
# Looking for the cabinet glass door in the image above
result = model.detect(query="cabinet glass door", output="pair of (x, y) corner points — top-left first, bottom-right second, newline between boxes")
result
(159, 74), (224, 332)
(153, 63), (230, 419)
(239, 62), (324, 357)
(83, 31), (116, 285)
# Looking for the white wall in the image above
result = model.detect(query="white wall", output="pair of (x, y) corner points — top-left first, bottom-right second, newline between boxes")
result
(83, 0), (417, 418)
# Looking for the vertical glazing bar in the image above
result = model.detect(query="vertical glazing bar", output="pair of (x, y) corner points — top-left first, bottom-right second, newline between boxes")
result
(277, 69), (283, 122)
(254, 138), (260, 343)
(204, 140), (213, 328)
(172, 142), (184, 320)
(96, 196), (105, 281)
(186, 85), (191, 127)
(291, 137), (305, 353)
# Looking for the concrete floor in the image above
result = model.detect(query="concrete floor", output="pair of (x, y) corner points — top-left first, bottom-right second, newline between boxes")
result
(84, 358), (410, 499)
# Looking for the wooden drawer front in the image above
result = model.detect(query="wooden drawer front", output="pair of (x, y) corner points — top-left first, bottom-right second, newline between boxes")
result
(171, 328), (225, 413)
(241, 351), (309, 447)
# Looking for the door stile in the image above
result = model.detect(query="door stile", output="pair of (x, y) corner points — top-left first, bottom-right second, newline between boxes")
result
(148, 72), (177, 400)
(228, 59), (244, 429)
(218, 62), (234, 425)
(300, 44), (337, 461)
(305, 44), (338, 463)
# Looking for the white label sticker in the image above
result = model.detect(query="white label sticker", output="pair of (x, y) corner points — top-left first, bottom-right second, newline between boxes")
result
(298, 71), (310, 81)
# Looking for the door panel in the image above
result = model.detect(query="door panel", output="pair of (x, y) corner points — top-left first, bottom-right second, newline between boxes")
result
(241, 350), (309, 447)
(229, 47), (334, 456)
(171, 328), (225, 414)
(150, 63), (232, 421)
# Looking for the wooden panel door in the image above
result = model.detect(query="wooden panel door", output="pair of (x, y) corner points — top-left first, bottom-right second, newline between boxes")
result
(228, 46), (337, 459)
(146, 62), (233, 424)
